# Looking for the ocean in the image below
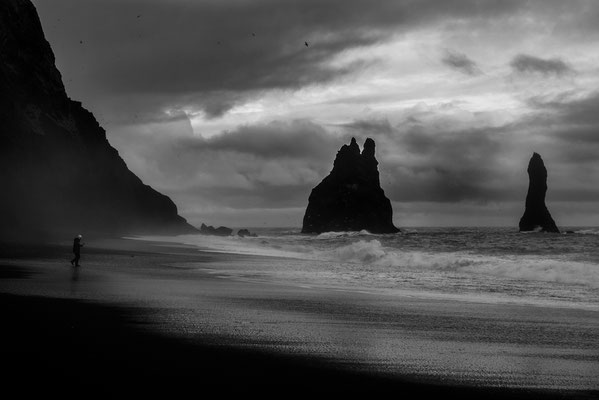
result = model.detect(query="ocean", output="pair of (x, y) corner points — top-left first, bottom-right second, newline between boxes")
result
(139, 227), (599, 311)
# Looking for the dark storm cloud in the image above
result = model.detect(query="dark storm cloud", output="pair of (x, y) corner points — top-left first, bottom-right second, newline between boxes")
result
(193, 120), (344, 160)
(383, 123), (515, 203)
(198, 115), (515, 205)
(510, 54), (573, 76)
(529, 91), (599, 127)
(523, 91), (599, 168)
(173, 183), (314, 210)
(331, 108), (599, 204)
(34, 0), (525, 117)
(110, 118), (347, 210)
(441, 50), (481, 76)
(334, 116), (527, 204)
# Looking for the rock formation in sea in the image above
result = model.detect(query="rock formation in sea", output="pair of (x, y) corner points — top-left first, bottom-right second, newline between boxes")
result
(302, 138), (399, 234)
(0, 0), (196, 238)
(519, 153), (560, 233)
(200, 224), (233, 236)
(237, 229), (257, 237)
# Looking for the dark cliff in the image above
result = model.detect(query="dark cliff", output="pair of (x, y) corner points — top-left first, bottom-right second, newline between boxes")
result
(302, 138), (399, 234)
(519, 153), (559, 233)
(0, 0), (196, 238)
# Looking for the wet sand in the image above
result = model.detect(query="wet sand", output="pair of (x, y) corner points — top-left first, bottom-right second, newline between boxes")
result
(0, 238), (597, 398)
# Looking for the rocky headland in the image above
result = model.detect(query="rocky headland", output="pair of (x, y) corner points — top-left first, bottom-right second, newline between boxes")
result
(0, 0), (196, 239)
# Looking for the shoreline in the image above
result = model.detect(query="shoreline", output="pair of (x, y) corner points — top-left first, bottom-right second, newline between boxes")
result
(1, 237), (598, 397)
(130, 233), (599, 313)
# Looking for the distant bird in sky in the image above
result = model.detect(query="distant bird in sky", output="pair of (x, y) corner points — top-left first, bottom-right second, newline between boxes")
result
(252, 32), (256, 37)
(79, 40), (83, 44)
(137, 14), (141, 18)
(305, 41), (309, 47)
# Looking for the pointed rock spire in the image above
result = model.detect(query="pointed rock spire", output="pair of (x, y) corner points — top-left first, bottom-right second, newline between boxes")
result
(519, 153), (559, 233)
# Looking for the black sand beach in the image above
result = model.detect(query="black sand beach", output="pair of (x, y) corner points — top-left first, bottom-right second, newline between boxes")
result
(0, 238), (597, 398)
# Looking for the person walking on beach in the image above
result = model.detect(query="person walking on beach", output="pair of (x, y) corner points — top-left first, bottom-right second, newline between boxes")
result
(71, 234), (84, 267)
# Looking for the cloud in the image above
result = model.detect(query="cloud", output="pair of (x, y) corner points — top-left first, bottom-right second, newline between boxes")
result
(193, 115), (516, 205)
(523, 91), (599, 167)
(337, 119), (394, 136)
(441, 50), (481, 75)
(510, 54), (573, 76)
(196, 120), (344, 160)
(528, 91), (599, 127)
(35, 0), (527, 119)
(109, 118), (347, 212)
(381, 122), (515, 203)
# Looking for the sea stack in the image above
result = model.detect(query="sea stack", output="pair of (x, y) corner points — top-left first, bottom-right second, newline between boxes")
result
(302, 138), (399, 234)
(519, 153), (559, 233)
(0, 0), (196, 237)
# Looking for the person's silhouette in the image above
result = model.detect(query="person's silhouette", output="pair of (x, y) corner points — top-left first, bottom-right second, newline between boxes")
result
(70, 235), (84, 267)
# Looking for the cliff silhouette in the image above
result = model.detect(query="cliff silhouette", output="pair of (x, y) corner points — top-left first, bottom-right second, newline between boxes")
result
(519, 153), (559, 233)
(302, 138), (399, 234)
(0, 0), (196, 238)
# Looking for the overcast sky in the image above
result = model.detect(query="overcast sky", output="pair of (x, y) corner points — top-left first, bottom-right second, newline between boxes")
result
(33, 0), (599, 228)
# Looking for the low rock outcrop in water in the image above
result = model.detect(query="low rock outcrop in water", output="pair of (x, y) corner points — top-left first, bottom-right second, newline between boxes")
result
(302, 138), (399, 234)
(237, 229), (257, 237)
(519, 153), (559, 233)
(200, 224), (233, 236)
(0, 0), (196, 237)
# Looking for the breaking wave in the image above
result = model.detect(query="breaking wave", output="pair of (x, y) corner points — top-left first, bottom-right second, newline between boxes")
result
(315, 239), (599, 287)
(315, 230), (374, 239)
(575, 229), (599, 235)
(135, 231), (599, 289)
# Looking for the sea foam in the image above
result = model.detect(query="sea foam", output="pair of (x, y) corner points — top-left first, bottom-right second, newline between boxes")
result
(311, 239), (599, 287)
(138, 233), (599, 289)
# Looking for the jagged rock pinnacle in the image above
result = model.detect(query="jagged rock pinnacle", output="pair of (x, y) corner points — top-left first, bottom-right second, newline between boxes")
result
(302, 138), (399, 234)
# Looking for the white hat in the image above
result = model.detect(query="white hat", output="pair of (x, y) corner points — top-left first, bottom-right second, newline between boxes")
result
(78, 234), (82, 238)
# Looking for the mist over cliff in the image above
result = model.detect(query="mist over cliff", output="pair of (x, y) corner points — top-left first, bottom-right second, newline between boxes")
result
(0, 0), (196, 239)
